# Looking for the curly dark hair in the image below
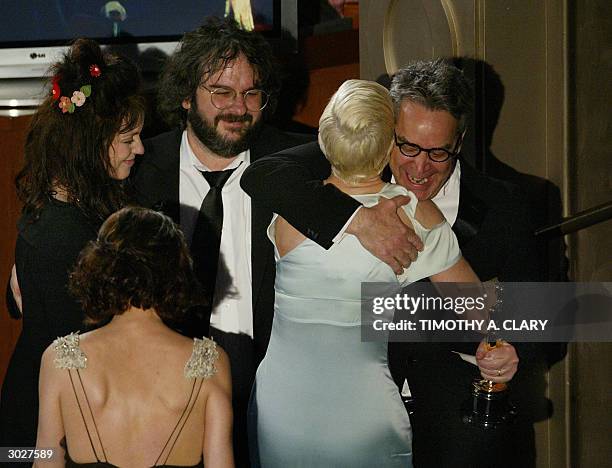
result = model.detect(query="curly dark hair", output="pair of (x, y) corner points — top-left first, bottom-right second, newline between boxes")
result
(158, 16), (280, 127)
(15, 38), (145, 222)
(69, 207), (205, 325)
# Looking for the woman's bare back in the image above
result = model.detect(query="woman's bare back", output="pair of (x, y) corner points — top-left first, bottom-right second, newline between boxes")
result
(45, 311), (230, 467)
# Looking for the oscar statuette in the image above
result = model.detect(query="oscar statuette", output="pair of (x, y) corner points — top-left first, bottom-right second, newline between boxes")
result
(462, 283), (517, 428)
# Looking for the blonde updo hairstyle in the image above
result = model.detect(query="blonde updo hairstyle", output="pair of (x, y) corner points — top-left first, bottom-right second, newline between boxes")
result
(318, 79), (394, 184)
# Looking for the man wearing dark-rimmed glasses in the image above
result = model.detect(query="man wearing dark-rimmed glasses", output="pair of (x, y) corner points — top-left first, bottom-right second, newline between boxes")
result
(394, 130), (463, 162)
(241, 58), (541, 467)
(132, 17), (311, 466)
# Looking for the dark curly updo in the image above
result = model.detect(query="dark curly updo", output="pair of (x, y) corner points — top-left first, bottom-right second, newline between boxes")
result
(69, 207), (205, 325)
(16, 38), (145, 222)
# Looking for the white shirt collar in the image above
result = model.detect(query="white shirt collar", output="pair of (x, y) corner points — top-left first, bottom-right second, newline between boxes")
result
(432, 160), (461, 226)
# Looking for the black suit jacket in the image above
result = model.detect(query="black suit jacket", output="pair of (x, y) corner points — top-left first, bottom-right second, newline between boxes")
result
(394, 162), (546, 468)
(241, 140), (546, 467)
(132, 126), (311, 362)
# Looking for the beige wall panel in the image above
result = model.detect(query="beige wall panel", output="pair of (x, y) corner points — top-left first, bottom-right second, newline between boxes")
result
(360, 0), (476, 79)
(572, 0), (612, 280)
(570, 1), (612, 463)
(483, 1), (549, 179)
(569, 342), (612, 467)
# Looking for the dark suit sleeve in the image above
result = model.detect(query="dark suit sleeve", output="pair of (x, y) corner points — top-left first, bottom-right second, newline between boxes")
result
(132, 141), (162, 208)
(241, 141), (361, 249)
(130, 131), (182, 222)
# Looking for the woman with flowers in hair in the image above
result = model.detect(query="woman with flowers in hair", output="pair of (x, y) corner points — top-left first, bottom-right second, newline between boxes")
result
(0, 38), (145, 448)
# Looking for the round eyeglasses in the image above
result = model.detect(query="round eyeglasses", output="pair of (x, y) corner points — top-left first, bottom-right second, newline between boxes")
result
(394, 131), (463, 163)
(200, 85), (270, 112)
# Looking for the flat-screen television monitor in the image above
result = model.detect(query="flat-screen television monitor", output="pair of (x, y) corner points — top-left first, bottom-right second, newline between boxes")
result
(0, 0), (288, 80)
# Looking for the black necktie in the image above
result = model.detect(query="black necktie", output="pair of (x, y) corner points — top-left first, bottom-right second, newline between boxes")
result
(191, 168), (236, 308)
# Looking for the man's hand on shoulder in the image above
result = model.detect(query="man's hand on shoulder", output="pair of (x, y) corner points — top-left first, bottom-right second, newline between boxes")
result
(346, 195), (424, 274)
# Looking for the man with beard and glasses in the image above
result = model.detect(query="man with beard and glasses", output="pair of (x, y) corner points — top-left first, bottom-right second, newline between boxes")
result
(132, 17), (312, 466)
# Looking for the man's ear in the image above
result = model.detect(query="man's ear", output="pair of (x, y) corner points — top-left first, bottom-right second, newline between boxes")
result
(182, 98), (191, 111)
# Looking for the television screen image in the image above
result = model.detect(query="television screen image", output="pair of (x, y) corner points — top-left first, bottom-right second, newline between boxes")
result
(0, 1), (274, 44)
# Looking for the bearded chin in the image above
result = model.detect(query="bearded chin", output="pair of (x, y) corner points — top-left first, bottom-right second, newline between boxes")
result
(187, 107), (262, 158)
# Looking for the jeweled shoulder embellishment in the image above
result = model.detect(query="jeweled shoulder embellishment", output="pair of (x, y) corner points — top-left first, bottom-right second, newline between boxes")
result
(184, 337), (218, 379)
(53, 332), (87, 369)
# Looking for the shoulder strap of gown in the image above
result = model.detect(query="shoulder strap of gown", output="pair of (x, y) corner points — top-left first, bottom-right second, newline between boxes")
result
(53, 333), (109, 463)
(184, 337), (219, 379)
(154, 337), (219, 466)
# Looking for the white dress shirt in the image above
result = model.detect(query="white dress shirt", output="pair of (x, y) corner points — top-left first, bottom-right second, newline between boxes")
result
(431, 160), (461, 226)
(179, 131), (253, 337)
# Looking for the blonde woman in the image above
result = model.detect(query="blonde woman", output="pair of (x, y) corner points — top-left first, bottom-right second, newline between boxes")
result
(248, 80), (481, 467)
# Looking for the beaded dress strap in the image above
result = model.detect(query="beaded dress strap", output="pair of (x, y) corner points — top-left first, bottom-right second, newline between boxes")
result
(184, 337), (219, 379)
(53, 333), (108, 463)
(53, 332), (87, 370)
(155, 337), (219, 466)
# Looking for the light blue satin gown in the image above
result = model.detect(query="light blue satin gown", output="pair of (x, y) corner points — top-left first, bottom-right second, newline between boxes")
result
(250, 184), (461, 468)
